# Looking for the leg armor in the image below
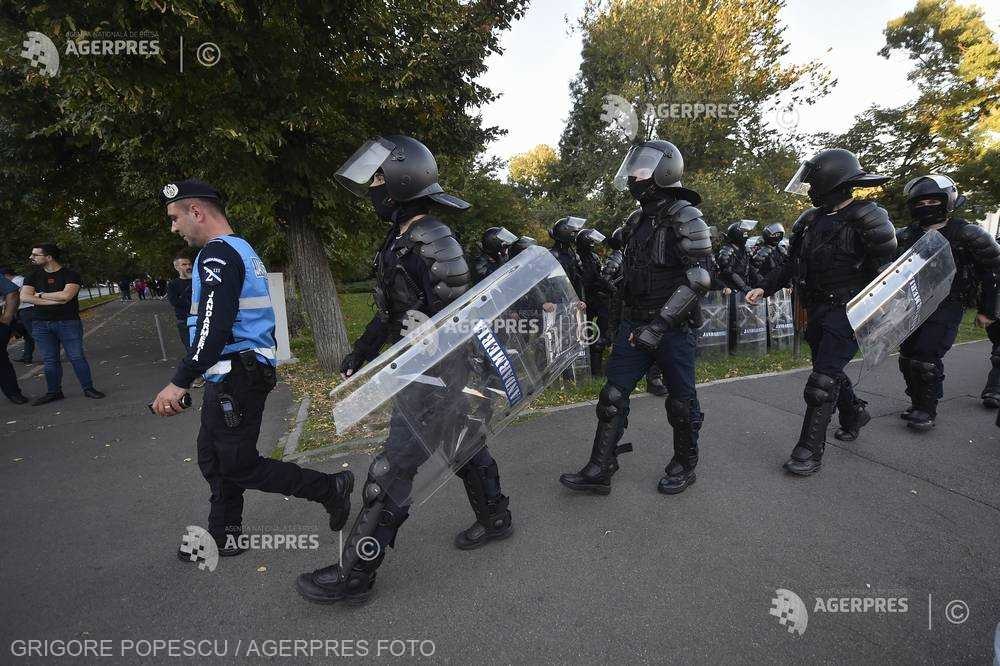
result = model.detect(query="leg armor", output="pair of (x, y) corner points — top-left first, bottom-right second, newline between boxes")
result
(907, 360), (941, 431)
(658, 397), (703, 494)
(296, 454), (410, 604)
(784, 372), (839, 476)
(558, 383), (633, 495)
(982, 353), (1000, 408)
(454, 453), (513, 550)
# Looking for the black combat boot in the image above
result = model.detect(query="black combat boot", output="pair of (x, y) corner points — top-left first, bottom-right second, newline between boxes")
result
(322, 470), (355, 531)
(834, 397), (870, 442)
(454, 456), (514, 550)
(646, 366), (668, 397)
(559, 384), (633, 495)
(981, 353), (1000, 408)
(296, 455), (408, 605)
(657, 398), (702, 494)
(907, 360), (939, 432)
(784, 372), (839, 476)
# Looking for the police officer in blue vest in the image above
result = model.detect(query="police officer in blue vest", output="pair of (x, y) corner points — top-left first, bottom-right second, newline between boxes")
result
(152, 179), (353, 557)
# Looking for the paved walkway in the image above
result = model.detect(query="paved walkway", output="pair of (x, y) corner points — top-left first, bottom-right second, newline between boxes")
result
(1, 299), (997, 663)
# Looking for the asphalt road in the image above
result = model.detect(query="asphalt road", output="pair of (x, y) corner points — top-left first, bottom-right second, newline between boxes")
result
(1, 298), (998, 664)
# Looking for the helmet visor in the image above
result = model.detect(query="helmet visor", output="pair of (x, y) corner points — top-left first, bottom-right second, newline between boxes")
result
(903, 174), (956, 197)
(613, 146), (664, 191)
(334, 137), (395, 197)
(784, 160), (815, 196)
(578, 229), (606, 245)
(495, 228), (518, 246)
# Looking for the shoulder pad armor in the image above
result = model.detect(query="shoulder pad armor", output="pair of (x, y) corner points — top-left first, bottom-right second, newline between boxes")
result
(791, 207), (819, 235)
(954, 221), (1000, 269)
(844, 200), (896, 258)
(716, 244), (735, 265)
(405, 217), (471, 303)
(661, 201), (711, 258)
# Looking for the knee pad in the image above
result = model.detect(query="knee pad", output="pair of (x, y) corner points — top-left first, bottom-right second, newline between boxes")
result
(803, 372), (837, 406)
(596, 383), (628, 421)
(991, 353), (1000, 370)
(665, 397), (691, 428)
(910, 359), (940, 383)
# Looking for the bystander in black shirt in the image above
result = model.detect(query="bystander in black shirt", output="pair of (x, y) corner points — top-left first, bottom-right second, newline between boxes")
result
(166, 276), (193, 321)
(25, 267), (82, 321)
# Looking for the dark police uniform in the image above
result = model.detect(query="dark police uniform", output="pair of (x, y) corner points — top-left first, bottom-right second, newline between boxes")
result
(759, 200), (896, 469)
(897, 220), (1000, 426)
(560, 195), (713, 494)
(161, 181), (350, 551)
(578, 233), (611, 375)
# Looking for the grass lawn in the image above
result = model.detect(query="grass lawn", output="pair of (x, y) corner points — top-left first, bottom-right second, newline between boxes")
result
(277, 293), (991, 456)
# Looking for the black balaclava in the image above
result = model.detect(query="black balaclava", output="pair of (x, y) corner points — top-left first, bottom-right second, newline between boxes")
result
(809, 185), (853, 212)
(909, 198), (948, 227)
(370, 184), (429, 225)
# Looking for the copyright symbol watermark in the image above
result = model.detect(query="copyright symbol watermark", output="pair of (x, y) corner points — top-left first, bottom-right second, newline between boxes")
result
(196, 42), (221, 67)
(579, 320), (601, 347)
(944, 599), (969, 624)
(774, 107), (799, 130)
(355, 536), (381, 562)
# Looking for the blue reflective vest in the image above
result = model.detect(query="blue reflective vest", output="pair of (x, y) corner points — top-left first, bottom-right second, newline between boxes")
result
(188, 235), (277, 382)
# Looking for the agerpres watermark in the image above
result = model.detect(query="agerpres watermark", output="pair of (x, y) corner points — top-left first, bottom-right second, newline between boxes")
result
(769, 587), (914, 637)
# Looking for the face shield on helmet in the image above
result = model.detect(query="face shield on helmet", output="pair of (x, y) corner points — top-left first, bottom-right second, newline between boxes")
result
(613, 146), (666, 191)
(334, 137), (396, 197)
(577, 228), (606, 248)
(903, 174), (959, 210)
(784, 160), (816, 197)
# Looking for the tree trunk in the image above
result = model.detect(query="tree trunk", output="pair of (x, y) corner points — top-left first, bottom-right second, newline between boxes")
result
(284, 214), (350, 371)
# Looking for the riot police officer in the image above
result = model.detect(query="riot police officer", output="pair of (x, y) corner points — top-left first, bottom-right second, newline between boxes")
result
(716, 220), (758, 293)
(983, 318), (1000, 407)
(750, 223), (788, 287)
(577, 227), (610, 374)
(549, 216), (587, 296)
(296, 136), (512, 604)
(152, 180), (353, 558)
(747, 148), (897, 475)
(559, 139), (713, 495)
(472, 226), (518, 281)
(896, 175), (1000, 430)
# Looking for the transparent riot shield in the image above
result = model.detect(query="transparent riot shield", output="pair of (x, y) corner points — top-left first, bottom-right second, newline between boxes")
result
(733, 298), (768, 357)
(330, 245), (583, 506)
(767, 288), (795, 350)
(695, 290), (729, 359)
(847, 229), (956, 373)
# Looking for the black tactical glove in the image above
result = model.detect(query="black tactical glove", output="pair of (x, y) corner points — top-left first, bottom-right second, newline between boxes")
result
(340, 351), (365, 376)
(631, 322), (666, 352)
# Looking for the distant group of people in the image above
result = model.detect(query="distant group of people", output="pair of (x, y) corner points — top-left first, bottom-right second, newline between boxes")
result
(118, 276), (170, 301)
(0, 244), (106, 406)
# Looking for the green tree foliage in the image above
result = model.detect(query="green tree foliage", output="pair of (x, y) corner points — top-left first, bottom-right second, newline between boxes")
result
(824, 0), (1000, 220)
(555, 0), (831, 233)
(0, 0), (527, 370)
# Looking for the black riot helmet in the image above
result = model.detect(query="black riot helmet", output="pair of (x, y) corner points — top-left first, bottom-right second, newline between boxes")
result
(550, 216), (587, 245)
(607, 225), (625, 251)
(904, 175), (964, 227)
(785, 148), (888, 209)
(762, 223), (785, 246)
(481, 226), (518, 258)
(726, 219), (758, 245)
(335, 135), (470, 209)
(510, 235), (538, 257)
(613, 140), (701, 205)
(576, 228), (606, 252)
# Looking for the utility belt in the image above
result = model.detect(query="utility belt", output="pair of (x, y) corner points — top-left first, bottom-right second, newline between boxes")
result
(214, 350), (277, 429)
